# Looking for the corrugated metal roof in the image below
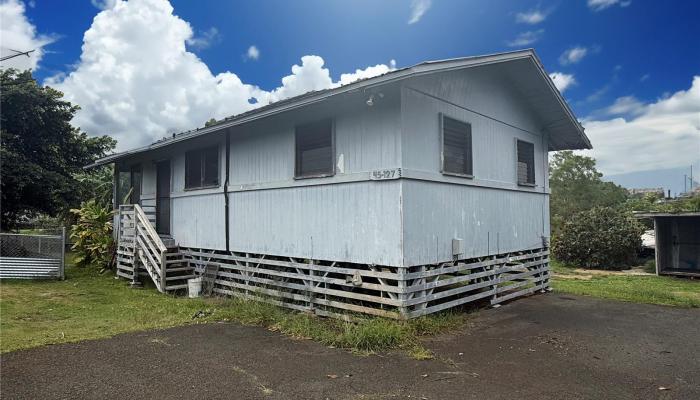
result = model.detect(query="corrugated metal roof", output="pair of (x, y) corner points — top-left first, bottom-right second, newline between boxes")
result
(634, 212), (700, 218)
(86, 49), (591, 168)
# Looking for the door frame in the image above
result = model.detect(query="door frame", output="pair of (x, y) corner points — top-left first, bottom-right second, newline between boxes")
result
(155, 159), (171, 235)
(129, 164), (142, 205)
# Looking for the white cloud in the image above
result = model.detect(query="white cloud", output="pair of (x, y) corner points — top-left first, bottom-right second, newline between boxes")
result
(559, 46), (588, 65)
(603, 95), (645, 116)
(506, 29), (544, 47)
(0, 0), (55, 71)
(581, 76), (700, 175)
(587, 0), (631, 12)
(91, 0), (117, 10)
(267, 56), (396, 102)
(408, 0), (431, 24)
(515, 9), (547, 24)
(246, 45), (260, 61)
(186, 27), (220, 50)
(549, 72), (576, 93)
(266, 55), (333, 102)
(46, 0), (395, 150)
(336, 61), (395, 87)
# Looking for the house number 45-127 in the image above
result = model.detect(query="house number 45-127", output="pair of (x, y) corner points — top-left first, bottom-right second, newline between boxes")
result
(370, 168), (401, 180)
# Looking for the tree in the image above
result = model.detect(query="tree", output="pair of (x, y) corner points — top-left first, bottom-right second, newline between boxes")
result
(0, 69), (116, 229)
(552, 207), (643, 269)
(549, 151), (628, 235)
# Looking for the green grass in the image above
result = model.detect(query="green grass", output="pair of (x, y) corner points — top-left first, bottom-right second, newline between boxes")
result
(0, 256), (466, 355)
(551, 260), (700, 307)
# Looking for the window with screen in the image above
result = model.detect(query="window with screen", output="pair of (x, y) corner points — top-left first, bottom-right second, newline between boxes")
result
(295, 119), (334, 178)
(516, 139), (535, 186)
(185, 145), (219, 189)
(441, 115), (473, 177)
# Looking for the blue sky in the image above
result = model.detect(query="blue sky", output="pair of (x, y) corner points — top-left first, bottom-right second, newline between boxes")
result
(1, 0), (699, 194)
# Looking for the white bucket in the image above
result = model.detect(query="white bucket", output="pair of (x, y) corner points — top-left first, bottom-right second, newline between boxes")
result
(188, 277), (202, 298)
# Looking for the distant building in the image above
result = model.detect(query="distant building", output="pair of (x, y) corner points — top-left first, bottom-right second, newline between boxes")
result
(628, 187), (665, 197)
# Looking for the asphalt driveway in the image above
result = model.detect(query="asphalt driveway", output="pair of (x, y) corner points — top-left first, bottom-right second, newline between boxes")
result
(2, 294), (698, 399)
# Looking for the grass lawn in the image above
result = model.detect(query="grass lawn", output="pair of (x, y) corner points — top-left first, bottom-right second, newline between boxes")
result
(550, 260), (700, 307)
(0, 255), (465, 355)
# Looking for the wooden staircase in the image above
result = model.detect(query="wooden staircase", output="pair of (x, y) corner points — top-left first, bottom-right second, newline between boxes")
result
(115, 204), (195, 292)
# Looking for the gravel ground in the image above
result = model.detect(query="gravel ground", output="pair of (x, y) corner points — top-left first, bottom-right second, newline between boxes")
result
(2, 294), (698, 400)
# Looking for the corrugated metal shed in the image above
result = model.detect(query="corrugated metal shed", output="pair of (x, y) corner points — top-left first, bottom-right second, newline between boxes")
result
(636, 212), (700, 277)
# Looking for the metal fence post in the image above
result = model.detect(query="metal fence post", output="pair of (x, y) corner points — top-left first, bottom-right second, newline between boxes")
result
(60, 226), (66, 280)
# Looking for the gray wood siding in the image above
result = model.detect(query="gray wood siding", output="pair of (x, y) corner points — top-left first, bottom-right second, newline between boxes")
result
(400, 68), (548, 188)
(229, 180), (402, 266)
(401, 180), (549, 266)
(171, 193), (226, 249)
(225, 95), (403, 265)
(229, 95), (401, 186)
(399, 67), (550, 266)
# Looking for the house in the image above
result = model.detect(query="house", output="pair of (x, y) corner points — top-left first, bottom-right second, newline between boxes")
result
(88, 49), (592, 319)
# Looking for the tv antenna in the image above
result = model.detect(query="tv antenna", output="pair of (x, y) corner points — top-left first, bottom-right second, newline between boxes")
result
(0, 49), (36, 62)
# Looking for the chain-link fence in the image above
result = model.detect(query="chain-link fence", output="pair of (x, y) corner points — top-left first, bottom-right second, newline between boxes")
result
(0, 228), (66, 279)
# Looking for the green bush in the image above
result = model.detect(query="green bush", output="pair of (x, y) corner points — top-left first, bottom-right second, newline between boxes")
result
(552, 206), (644, 270)
(70, 199), (114, 269)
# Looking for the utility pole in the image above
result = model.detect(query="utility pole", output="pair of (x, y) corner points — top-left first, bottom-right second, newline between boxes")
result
(0, 49), (35, 62)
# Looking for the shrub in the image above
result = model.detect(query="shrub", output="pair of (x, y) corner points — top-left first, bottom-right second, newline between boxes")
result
(552, 206), (644, 270)
(70, 199), (115, 270)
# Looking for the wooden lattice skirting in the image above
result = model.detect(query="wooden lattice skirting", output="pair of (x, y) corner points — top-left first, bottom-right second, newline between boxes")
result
(176, 246), (550, 320)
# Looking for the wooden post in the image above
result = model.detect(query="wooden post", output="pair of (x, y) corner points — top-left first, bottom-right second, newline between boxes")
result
(60, 226), (66, 280)
(131, 210), (140, 285)
(397, 267), (408, 319)
(160, 249), (167, 293)
(308, 259), (315, 313)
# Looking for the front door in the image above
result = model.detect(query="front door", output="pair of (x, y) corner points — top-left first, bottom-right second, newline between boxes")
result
(156, 160), (171, 235)
(129, 164), (142, 205)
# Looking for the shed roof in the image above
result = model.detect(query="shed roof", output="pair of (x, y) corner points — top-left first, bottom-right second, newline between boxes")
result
(87, 49), (591, 168)
(634, 212), (700, 218)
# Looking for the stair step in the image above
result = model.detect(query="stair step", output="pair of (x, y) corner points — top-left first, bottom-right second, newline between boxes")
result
(117, 264), (133, 272)
(165, 266), (194, 273)
(166, 274), (196, 281)
(165, 284), (188, 291)
(116, 270), (133, 279)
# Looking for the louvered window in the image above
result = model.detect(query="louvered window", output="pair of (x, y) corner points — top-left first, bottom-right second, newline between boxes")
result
(516, 139), (535, 186)
(295, 119), (334, 178)
(441, 115), (473, 177)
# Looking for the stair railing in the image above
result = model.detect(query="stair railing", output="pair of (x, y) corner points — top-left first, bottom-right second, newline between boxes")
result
(119, 204), (168, 292)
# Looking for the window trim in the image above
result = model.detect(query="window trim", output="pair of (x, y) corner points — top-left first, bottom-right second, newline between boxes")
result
(515, 138), (536, 187)
(184, 145), (220, 190)
(294, 118), (336, 180)
(440, 113), (474, 179)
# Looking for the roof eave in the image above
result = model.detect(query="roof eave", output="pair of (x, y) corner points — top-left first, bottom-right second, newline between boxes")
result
(527, 52), (592, 151)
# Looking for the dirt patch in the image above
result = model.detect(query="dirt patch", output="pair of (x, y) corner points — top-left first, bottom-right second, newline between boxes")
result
(673, 291), (700, 301)
(552, 272), (593, 280)
(2, 295), (699, 399)
(573, 267), (652, 276)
